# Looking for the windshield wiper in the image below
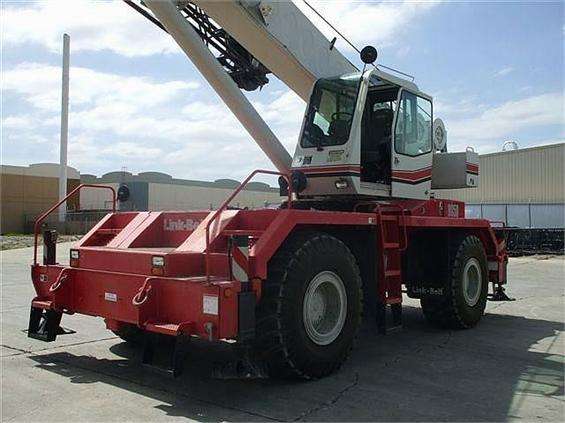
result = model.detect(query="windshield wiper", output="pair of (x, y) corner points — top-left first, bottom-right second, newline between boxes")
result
(316, 136), (324, 151)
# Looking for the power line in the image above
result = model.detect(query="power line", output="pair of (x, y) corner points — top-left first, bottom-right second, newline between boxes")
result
(301, 0), (361, 54)
(301, 0), (415, 81)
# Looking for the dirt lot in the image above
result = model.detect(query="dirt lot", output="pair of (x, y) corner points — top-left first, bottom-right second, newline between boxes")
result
(0, 234), (80, 251)
(1, 243), (563, 422)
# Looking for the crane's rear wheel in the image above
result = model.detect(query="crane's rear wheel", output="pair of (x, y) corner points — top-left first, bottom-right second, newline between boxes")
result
(255, 232), (362, 379)
(421, 235), (488, 329)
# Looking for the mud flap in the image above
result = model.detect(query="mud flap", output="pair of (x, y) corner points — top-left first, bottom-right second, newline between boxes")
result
(376, 301), (402, 335)
(237, 291), (256, 342)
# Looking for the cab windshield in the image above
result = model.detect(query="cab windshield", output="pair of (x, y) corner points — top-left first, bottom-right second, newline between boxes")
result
(300, 73), (361, 149)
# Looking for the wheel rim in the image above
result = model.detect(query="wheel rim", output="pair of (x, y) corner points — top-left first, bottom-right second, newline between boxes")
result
(303, 271), (347, 346)
(462, 258), (482, 307)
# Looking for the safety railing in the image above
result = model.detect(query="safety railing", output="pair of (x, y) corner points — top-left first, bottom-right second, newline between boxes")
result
(33, 184), (117, 265)
(204, 169), (292, 281)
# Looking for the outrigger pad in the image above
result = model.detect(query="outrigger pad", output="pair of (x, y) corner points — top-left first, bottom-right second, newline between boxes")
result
(28, 307), (63, 342)
(212, 358), (268, 380)
(488, 286), (516, 302)
(212, 346), (267, 379)
(141, 333), (190, 378)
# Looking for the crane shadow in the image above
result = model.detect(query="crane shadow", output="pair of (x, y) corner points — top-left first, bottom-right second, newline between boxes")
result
(29, 306), (564, 421)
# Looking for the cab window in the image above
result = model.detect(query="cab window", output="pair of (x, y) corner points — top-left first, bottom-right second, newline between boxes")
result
(301, 74), (360, 149)
(394, 91), (432, 156)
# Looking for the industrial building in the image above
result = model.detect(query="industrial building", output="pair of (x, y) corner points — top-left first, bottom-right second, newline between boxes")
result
(79, 171), (281, 211)
(1, 143), (563, 234)
(436, 143), (564, 228)
(0, 164), (80, 233)
(0, 164), (281, 234)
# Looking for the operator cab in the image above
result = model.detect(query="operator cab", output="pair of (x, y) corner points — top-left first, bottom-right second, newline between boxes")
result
(292, 68), (435, 200)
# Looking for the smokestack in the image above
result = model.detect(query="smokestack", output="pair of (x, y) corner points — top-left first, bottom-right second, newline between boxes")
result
(58, 33), (70, 223)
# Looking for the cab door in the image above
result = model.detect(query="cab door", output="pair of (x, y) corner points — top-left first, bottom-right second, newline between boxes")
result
(391, 89), (433, 199)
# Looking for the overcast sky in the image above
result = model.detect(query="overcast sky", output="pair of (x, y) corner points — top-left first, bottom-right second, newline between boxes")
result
(2, 0), (563, 182)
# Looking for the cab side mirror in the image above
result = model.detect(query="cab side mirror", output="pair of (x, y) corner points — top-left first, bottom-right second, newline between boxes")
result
(360, 46), (378, 64)
(117, 184), (130, 202)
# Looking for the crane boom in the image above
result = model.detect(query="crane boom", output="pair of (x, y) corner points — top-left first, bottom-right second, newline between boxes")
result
(190, 0), (357, 101)
(137, 0), (358, 173)
(144, 0), (293, 173)
(127, 0), (357, 100)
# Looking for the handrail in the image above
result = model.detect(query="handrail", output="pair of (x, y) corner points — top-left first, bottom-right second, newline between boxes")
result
(33, 184), (117, 265)
(204, 169), (292, 282)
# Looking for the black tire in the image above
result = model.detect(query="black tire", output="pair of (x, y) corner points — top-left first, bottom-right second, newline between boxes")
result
(112, 323), (145, 345)
(254, 232), (363, 379)
(421, 235), (488, 329)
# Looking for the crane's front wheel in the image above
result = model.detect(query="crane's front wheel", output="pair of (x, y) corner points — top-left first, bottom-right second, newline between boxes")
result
(255, 232), (363, 379)
(421, 235), (488, 329)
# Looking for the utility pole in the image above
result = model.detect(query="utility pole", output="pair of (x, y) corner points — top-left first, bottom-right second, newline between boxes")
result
(58, 33), (70, 223)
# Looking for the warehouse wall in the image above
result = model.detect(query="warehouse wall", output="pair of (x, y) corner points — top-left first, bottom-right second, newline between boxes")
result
(147, 182), (281, 211)
(435, 143), (564, 228)
(1, 164), (80, 233)
(466, 203), (565, 229)
(79, 171), (282, 212)
(79, 183), (120, 210)
(435, 143), (564, 203)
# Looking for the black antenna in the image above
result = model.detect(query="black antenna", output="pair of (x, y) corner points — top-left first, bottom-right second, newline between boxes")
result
(302, 0), (361, 54)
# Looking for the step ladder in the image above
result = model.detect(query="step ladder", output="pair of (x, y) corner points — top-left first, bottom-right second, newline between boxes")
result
(375, 206), (407, 334)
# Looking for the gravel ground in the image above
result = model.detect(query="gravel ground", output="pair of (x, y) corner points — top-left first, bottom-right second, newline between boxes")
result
(0, 234), (81, 250)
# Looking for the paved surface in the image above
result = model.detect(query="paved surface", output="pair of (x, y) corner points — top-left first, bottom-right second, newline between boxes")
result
(1, 243), (564, 422)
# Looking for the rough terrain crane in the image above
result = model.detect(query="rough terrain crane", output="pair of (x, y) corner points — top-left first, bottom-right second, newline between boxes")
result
(28, 0), (511, 379)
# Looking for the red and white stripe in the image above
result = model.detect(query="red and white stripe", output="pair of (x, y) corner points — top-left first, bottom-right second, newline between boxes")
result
(294, 165), (361, 176)
(466, 162), (479, 175)
(230, 236), (249, 282)
(391, 166), (432, 184)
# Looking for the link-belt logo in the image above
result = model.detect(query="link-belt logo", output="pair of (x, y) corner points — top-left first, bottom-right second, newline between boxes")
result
(411, 286), (444, 296)
(163, 218), (201, 232)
